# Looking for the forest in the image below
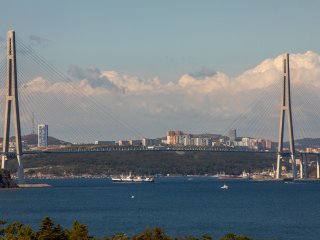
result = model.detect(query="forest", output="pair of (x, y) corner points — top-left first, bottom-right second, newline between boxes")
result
(6, 151), (275, 176)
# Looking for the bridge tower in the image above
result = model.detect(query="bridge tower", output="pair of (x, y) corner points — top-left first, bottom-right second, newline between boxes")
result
(276, 53), (296, 179)
(1, 30), (24, 183)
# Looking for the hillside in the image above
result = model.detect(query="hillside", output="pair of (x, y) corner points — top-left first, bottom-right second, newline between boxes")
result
(0, 134), (70, 145)
(6, 151), (276, 176)
(284, 138), (320, 149)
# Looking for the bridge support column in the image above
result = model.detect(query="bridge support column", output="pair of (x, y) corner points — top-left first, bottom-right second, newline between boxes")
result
(1, 30), (24, 184)
(1, 155), (7, 169)
(299, 154), (308, 179)
(291, 155), (296, 178)
(17, 155), (24, 182)
(276, 154), (282, 179)
(276, 53), (296, 179)
(299, 155), (303, 179)
(317, 157), (320, 179)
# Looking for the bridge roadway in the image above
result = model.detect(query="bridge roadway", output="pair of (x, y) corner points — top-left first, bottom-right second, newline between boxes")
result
(0, 146), (317, 156)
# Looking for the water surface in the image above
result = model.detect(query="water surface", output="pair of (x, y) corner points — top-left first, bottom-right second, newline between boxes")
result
(0, 177), (319, 240)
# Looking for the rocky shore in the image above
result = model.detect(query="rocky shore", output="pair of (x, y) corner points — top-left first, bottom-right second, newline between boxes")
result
(0, 169), (19, 188)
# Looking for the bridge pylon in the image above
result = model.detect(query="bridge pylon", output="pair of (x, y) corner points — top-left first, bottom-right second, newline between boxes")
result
(275, 53), (296, 179)
(317, 156), (320, 179)
(1, 30), (24, 183)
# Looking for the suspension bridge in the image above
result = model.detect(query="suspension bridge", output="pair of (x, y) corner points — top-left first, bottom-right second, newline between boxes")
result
(1, 30), (320, 183)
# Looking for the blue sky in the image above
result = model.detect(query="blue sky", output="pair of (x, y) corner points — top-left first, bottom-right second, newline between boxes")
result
(0, 1), (320, 141)
(1, 0), (319, 81)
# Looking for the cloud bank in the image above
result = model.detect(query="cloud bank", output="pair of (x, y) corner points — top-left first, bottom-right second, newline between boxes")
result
(14, 51), (320, 142)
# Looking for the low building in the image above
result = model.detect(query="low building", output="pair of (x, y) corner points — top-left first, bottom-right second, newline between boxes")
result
(175, 135), (185, 145)
(129, 140), (142, 146)
(118, 140), (130, 146)
(184, 135), (193, 146)
(142, 138), (161, 147)
(194, 137), (211, 146)
(94, 140), (115, 145)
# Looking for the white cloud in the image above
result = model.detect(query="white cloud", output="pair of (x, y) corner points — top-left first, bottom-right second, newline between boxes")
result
(101, 70), (162, 93)
(14, 51), (320, 141)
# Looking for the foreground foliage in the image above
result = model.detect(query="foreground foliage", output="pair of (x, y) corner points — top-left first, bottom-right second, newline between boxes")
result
(0, 217), (254, 240)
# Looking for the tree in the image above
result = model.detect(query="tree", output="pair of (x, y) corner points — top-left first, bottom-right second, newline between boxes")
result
(132, 228), (171, 240)
(219, 233), (253, 240)
(202, 234), (213, 240)
(16, 225), (35, 240)
(37, 217), (68, 240)
(0, 220), (7, 236)
(0, 220), (35, 240)
(68, 220), (93, 240)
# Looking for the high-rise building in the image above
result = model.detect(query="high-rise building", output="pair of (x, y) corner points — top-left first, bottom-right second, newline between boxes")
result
(166, 130), (184, 145)
(166, 131), (176, 145)
(38, 124), (48, 147)
(228, 129), (236, 142)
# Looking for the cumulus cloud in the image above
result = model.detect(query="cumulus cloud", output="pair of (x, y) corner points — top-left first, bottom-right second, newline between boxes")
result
(68, 65), (118, 90)
(189, 67), (217, 79)
(178, 72), (230, 94)
(14, 51), (320, 141)
(21, 77), (49, 92)
(101, 70), (163, 93)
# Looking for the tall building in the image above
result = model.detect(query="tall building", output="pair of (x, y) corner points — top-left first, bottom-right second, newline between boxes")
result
(228, 129), (236, 142)
(38, 124), (48, 147)
(166, 130), (184, 145)
(166, 131), (176, 145)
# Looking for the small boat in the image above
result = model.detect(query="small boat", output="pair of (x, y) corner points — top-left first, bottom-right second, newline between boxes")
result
(283, 177), (294, 182)
(218, 170), (251, 180)
(220, 184), (229, 189)
(111, 172), (154, 183)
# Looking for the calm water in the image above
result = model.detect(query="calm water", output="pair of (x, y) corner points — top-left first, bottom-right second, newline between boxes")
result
(0, 177), (320, 240)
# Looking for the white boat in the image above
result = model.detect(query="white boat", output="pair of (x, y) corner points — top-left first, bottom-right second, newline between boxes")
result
(111, 172), (154, 183)
(220, 184), (229, 189)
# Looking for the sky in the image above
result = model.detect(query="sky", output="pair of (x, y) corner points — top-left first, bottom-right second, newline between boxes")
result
(0, 1), (320, 142)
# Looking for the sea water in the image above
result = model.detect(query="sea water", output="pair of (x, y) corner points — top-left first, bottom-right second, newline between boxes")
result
(0, 177), (319, 240)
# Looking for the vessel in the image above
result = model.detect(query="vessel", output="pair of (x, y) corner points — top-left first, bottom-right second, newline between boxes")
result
(111, 172), (154, 183)
(220, 184), (229, 189)
(218, 170), (251, 180)
(283, 177), (294, 182)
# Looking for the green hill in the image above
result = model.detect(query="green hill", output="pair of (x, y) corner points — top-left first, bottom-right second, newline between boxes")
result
(7, 151), (275, 177)
(0, 134), (70, 145)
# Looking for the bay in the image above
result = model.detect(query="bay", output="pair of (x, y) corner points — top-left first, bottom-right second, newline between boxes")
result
(0, 177), (319, 240)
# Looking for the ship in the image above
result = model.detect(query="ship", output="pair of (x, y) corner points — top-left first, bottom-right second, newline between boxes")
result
(218, 170), (252, 180)
(111, 172), (154, 183)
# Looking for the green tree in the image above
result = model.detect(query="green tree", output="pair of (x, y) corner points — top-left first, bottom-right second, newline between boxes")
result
(68, 220), (93, 240)
(132, 228), (171, 240)
(37, 216), (68, 240)
(109, 232), (129, 240)
(219, 233), (253, 240)
(0, 221), (35, 240)
(16, 225), (35, 240)
(201, 234), (213, 240)
(0, 220), (7, 237)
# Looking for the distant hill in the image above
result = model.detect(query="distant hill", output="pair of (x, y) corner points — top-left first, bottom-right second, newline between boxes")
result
(191, 133), (222, 139)
(284, 138), (320, 148)
(0, 134), (70, 145)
